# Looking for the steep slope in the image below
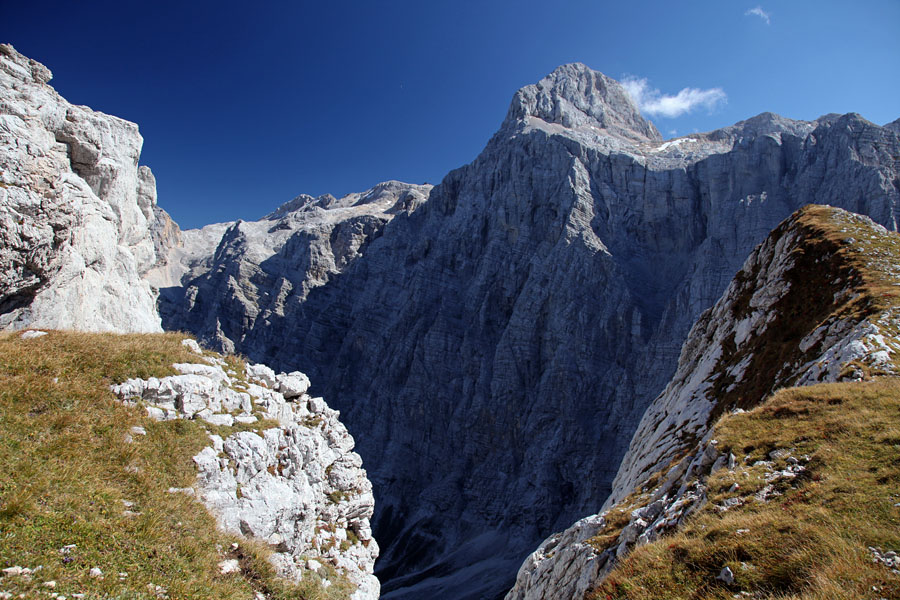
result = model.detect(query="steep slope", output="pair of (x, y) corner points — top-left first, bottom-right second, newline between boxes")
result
(163, 64), (900, 598)
(506, 205), (900, 599)
(589, 378), (900, 599)
(0, 44), (175, 332)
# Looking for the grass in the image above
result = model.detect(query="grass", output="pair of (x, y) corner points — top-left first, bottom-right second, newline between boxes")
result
(0, 330), (351, 599)
(591, 378), (900, 600)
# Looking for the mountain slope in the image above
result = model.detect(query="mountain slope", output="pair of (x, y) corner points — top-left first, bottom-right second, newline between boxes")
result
(591, 378), (900, 599)
(506, 205), (900, 599)
(162, 64), (900, 598)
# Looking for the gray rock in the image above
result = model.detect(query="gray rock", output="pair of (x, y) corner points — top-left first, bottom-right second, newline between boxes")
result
(717, 566), (735, 585)
(111, 353), (379, 599)
(512, 206), (900, 598)
(275, 372), (310, 399)
(246, 363), (277, 388)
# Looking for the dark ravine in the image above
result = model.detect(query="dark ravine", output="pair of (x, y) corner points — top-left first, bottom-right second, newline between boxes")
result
(156, 64), (900, 598)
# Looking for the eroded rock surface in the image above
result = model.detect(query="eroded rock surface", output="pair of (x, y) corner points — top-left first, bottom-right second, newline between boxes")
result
(0, 44), (174, 332)
(151, 180), (432, 353)
(112, 342), (379, 599)
(159, 62), (900, 598)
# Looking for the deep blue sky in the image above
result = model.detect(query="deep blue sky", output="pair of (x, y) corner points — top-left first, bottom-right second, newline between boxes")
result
(4, 0), (899, 228)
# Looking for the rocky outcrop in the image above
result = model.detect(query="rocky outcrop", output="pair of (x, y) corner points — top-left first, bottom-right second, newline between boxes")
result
(505, 205), (900, 599)
(111, 340), (379, 599)
(160, 62), (900, 598)
(0, 44), (174, 332)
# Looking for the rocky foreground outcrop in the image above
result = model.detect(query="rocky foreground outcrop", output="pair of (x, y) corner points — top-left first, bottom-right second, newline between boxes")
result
(112, 339), (379, 599)
(0, 44), (175, 332)
(162, 63), (900, 598)
(505, 205), (900, 599)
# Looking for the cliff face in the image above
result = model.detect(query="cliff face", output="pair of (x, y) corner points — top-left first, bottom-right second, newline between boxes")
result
(161, 63), (900, 598)
(506, 205), (900, 599)
(0, 44), (175, 332)
(0, 46), (383, 599)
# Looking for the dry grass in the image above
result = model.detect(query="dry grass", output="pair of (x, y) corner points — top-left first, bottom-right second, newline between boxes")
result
(591, 378), (900, 599)
(0, 330), (351, 599)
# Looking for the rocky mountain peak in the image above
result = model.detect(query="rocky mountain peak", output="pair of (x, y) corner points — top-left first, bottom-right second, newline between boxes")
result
(505, 62), (662, 142)
(0, 44), (52, 86)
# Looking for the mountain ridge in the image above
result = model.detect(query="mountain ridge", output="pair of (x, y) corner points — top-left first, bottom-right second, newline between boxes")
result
(505, 204), (900, 598)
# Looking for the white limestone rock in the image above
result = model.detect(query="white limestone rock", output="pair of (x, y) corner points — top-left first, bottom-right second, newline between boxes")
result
(110, 345), (379, 599)
(0, 44), (177, 332)
(505, 207), (900, 599)
(275, 371), (310, 399)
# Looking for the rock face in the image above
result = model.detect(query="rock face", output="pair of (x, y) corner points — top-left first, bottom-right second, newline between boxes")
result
(111, 341), (379, 599)
(160, 63), (900, 598)
(0, 44), (176, 332)
(505, 205), (900, 599)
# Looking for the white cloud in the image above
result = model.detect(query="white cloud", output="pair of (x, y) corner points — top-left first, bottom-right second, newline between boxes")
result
(621, 77), (727, 119)
(745, 6), (771, 25)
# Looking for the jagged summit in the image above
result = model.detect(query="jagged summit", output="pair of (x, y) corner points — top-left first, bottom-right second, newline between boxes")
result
(504, 62), (662, 142)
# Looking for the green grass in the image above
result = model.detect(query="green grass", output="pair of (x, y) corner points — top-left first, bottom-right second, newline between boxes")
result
(590, 206), (900, 599)
(0, 331), (351, 599)
(592, 378), (900, 600)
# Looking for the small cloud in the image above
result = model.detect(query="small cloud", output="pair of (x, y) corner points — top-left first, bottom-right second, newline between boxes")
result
(745, 6), (771, 25)
(622, 77), (727, 119)
(668, 129), (678, 137)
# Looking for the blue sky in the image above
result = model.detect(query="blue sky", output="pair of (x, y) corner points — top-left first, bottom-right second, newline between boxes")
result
(4, 0), (899, 228)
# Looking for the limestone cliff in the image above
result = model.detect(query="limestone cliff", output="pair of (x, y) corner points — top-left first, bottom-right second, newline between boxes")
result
(0, 44), (175, 332)
(111, 339), (380, 599)
(161, 63), (900, 598)
(505, 205), (900, 599)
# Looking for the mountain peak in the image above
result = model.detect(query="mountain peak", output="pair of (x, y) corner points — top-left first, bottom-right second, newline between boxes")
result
(505, 63), (662, 142)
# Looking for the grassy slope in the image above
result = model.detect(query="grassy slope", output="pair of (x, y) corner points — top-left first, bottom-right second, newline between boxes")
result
(0, 331), (350, 599)
(590, 207), (900, 598)
(593, 379), (900, 599)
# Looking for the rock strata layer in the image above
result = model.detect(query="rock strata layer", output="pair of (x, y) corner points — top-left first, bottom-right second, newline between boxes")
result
(0, 44), (174, 332)
(111, 340), (379, 599)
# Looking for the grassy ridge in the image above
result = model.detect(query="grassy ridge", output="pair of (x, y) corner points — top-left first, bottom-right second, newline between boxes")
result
(0, 331), (349, 599)
(593, 378), (900, 599)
